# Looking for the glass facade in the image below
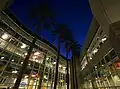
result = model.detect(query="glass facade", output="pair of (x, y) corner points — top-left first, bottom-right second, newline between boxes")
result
(0, 12), (67, 89)
(82, 48), (120, 89)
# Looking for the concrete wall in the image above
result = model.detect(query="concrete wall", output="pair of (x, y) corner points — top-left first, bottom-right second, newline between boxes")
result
(89, 0), (120, 25)
(89, 0), (120, 57)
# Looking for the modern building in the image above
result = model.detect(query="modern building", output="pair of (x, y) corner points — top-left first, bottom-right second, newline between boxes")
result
(0, 9), (68, 89)
(79, 0), (120, 89)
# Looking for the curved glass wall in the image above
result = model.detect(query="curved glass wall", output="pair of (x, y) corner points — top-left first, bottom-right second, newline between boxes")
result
(0, 13), (67, 89)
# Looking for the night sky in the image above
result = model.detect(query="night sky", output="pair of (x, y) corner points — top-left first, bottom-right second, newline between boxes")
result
(9, 0), (93, 58)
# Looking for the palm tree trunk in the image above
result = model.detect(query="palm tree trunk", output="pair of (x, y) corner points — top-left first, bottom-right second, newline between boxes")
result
(66, 43), (69, 89)
(37, 55), (46, 89)
(54, 37), (60, 89)
(13, 36), (37, 89)
(72, 56), (76, 89)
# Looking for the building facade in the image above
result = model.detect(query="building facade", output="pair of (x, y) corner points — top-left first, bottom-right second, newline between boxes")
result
(0, 10), (68, 89)
(79, 0), (120, 89)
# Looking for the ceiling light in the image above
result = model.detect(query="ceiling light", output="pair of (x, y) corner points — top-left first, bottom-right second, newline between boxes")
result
(36, 60), (39, 62)
(90, 57), (92, 60)
(33, 56), (37, 59)
(11, 59), (14, 62)
(93, 48), (98, 54)
(25, 75), (28, 78)
(34, 52), (40, 55)
(59, 65), (62, 67)
(1, 56), (4, 59)
(46, 57), (49, 60)
(60, 80), (64, 83)
(1, 33), (10, 40)
(31, 74), (36, 77)
(24, 53), (27, 56)
(28, 63), (30, 66)
(21, 44), (27, 48)
(21, 62), (23, 64)
(44, 75), (48, 79)
(53, 62), (56, 64)
(101, 37), (107, 42)
(12, 71), (18, 73)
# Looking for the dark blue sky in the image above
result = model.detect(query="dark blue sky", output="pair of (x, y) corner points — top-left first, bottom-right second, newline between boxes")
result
(9, 0), (93, 57)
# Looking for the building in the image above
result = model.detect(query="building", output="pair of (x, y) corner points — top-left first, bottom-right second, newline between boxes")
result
(79, 0), (120, 89)
(0, 9), (68, 89)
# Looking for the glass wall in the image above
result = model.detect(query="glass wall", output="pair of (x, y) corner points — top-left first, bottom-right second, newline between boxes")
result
(82, 49), (120, 89)
(0, 18), (67, 89)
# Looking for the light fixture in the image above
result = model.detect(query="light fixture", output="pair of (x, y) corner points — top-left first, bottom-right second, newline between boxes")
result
(53, 62), (56, 64)
(1, 33), (10, 40)
(34, 52), (40, 55)
(93, 48), (98, 54)
(24, 53), (27, 56)
(1, 56), (4, 59)
(25, 75), (28, 78)
(21, 43), (27, 49)
(11, 59), (14, 62)
(59, 65), (62, 68)
(28, 63), (30, 66)
(101, 37), (107, 42)
(36, 60), (39, 62)
(60, 80), (64, 83)
(46, 57), (49, 60)
(44, 75), (48, 79)
(21, 62), (23, 64)
(102, 65), (104, 66)
(33, 56), (37, 59)
(31, 74), (36, 77)
(12, 71), (18, 73)
(90, 57), (92, 60)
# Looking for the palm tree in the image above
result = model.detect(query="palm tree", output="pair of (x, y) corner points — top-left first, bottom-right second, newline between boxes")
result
(70, 41), (81, 89)
(13, 1), (55, 89)
(53, 24), (73, 89)
(0, 0), (13, 11)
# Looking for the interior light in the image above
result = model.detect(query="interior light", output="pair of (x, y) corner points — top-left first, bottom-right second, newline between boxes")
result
(93, 48), (98, 54)
(60, 80), (64, 83)
(24, 53), (27, 56)
(11, 59), (14, 62)
(33, 56), (37, 59)
(101, 37), (107, 42)
(53, 62), (56, 64)
(102, 65), (104, 66)
(25, 75), (28, 78)
(12, 71), (18, 73)
(21, 44), (27, 49)
(21, 62), (23, 64)
(28, 63), (30, 66)
(46, 57), (49, 60)
(36, 60), (39, 62)
(59, 65), (62, 68)
(31, 74), (36, 77)
(90, 57), (92, 60)
(1, 33), (10, 40)
(63, 67), (66, 69)
(1, 56), (4, 59)
(44, 75), (48, 79)
(34, 52), (40, 55)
